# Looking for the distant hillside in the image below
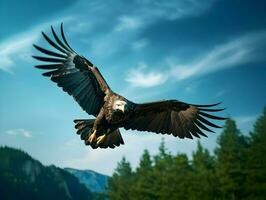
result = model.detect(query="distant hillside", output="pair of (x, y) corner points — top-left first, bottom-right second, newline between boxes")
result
(65, 168), (109, 193)
(0, 146), (94, 200)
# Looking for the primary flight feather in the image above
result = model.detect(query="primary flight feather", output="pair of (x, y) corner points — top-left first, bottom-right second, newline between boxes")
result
(33, 23), (227, 149)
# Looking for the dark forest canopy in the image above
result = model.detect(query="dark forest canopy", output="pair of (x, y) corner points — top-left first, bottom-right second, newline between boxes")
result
(107, 107), (266, 200)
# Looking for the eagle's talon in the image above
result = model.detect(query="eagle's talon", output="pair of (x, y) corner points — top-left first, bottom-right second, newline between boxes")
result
(97, 135), (106, 145)
(88, 130), (97, 143)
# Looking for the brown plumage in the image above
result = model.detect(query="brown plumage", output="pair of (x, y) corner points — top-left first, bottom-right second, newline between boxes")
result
(33, 23), (227, 149)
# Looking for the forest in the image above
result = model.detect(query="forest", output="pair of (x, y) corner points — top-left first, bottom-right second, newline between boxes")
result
(106, 108), (266, 200)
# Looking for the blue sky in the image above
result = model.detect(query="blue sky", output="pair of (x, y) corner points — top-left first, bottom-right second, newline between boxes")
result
(0, 0), (266, 175)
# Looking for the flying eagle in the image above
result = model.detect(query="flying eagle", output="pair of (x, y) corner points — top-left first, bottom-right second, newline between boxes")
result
(33, 24), (227, 149)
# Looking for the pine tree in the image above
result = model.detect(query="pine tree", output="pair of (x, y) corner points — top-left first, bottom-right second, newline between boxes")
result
(189, 141), (216, 200)
(152, 138), (175, 199)
(154, 138), (173, 166)
(138, 149), (153, 173)
(169, 153), (191, 200)
(245, 108), (266, 200)
(108, 157), (134, 200)
(134, 149), (156, 200)
(215, 119), (248, 200)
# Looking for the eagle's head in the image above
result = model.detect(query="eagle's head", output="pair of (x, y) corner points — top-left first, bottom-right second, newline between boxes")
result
(113, 100), (127, 113)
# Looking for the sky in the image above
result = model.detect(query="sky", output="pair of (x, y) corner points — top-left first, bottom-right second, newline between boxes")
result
(0, 0), (266, 175)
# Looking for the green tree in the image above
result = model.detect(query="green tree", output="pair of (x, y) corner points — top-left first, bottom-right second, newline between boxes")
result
(245, 108), (266, 200)
(169, 153), (191, 200)
(215, 119), (248, 200)
(153, 138), (173, 167)
(107, 157), (134, 200)
(134, 149), (156, 200)
(189, 141), (216, 200)
(152, 139), (192, 200)
(152, 138), (175, 200)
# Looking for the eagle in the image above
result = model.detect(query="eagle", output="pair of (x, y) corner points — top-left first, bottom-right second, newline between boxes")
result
(33, 24), (227, 149)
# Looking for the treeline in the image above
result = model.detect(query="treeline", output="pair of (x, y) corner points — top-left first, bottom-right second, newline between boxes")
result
(107, 108), (266, 200)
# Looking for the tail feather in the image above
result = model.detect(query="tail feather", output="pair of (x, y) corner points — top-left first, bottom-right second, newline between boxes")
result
(74, 119), (124, 149)
(99, 129), (124, 149)
(74, 119), (94, 141)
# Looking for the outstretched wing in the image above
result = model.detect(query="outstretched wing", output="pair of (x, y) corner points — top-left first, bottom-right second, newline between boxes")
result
(33, 23), (110, 117)
(124, 100), (227, 139)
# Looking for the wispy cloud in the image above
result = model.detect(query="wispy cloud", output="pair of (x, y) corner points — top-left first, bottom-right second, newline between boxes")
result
(0, 31), (39, 73)
(170, 30), (266, 81)
(114, 0), (214, 32)
(76, 0), (214, 58)
(0, 17), (72, 73)
(6, 129), (32, 138)
(139, 0), (215, 20)
(115, 16), (143, 32)
(131, 38), (149, 51)
(125, 30), (266, 88)
(125, 63), (168, 87)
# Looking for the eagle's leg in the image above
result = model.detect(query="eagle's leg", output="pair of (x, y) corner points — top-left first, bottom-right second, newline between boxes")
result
(89, 109), (105, 144)
(97, 134), (106, 145)
(88, 130), (97, 143)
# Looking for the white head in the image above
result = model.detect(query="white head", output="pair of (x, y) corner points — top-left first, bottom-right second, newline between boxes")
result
(113, 100), (127, 113)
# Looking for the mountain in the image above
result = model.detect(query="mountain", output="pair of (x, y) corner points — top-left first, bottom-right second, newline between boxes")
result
(65, 168), (109, 193)
(0, 146), (94, 200)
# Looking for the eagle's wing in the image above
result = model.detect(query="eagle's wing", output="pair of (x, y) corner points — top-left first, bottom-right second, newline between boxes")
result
(124, 100), (227, 139)
(33, 24), (110, 117)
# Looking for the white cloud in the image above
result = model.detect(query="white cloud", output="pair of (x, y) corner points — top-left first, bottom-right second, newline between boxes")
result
(74, 0), (214, 58)
(0, 31), (38, 73)
(115, 16), (142, 32)
(114, 0), (214, 32)
(6, 129), (32, 138)
(0, 17), (72, 73)
(131, 38), (149, 50)
(124, 30), (266, 88)
(170, 31), (266, 81)
(125, 63), (168, 87)
(137, 0), (215, 21)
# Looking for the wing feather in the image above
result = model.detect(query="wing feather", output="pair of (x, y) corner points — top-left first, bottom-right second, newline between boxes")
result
(33, 44), (67, 58)
(124, 100), (227, 139)
(61, 23), (76, 52)
(33, 23), (109, 116)
(35, 64), (64, 70)
(41, 31), (68, 54)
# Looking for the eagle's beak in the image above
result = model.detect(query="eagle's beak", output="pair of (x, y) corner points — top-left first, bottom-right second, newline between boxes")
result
(121, 105), (125, 112)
